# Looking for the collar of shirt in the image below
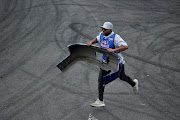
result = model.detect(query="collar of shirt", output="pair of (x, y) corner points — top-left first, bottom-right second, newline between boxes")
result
(103, 31), (114, 39)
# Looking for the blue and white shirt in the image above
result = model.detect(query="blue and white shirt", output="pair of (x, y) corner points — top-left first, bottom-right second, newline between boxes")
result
(96, 31), (127, 64)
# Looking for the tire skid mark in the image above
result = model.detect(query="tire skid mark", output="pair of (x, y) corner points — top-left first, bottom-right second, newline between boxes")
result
(0, 0), (64, 53)
(107, 100), (163, 120)
(138, 93), (178, 120)
(0, 0), (31, 37)
(52, 0), (69, 53)
(117, 0), (180, 13)
(0, 19), (40, 53)
(50, 81), (101, 120)
(124, 52), (180, 73)
(0, 1), (62, 79)
(1, 85), (53, 120)
(0, 55), (62, 114)
(132, 24), (180, 119)
(69, 23), (93, 40)
(138, 71), (178, 120)
(0, 41), (48, 80)
(131, 23), (180, 78)
(51, 0), (63, 21)
(0, 0), (33, 52)
(12, 3), (100, 13)
(138, 25), (179, 71)
(0, 1), (75, 115)
(53, 63), (97, 97)
(131, 24), (179, 54)
(158, 46), (180, 93)
(133, 45), (179, 119)
(61, 101), (90, 120)
(50, 81), (94, 100)
(69, 23), (87, 43)
(141, 86), (180, 99)
(55, 19), (93, 52)
(145, 26), (180, 52)
(54, 20), (69, 53)
(0, 0), (60, 56)
(78, 62), (98, 91)
(0, 0), (18, 24)
(138, 70), (179, 119)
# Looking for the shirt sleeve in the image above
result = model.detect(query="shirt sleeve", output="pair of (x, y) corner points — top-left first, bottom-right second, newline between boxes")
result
(96, 32), (102, 43)
(115, 34), (128, 47)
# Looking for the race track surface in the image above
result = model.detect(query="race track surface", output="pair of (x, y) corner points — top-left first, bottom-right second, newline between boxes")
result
(0, 0), (180, 120)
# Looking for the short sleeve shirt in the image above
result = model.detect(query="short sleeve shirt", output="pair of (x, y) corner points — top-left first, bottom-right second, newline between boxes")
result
(96, 31), (127, 64)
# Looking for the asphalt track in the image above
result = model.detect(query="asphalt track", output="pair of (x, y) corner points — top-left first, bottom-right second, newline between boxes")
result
(0, 0), (180, 120)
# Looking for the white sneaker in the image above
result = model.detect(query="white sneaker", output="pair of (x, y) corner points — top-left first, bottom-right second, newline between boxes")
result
(133, 79), (138, 94)
(90, 99), (105, 107)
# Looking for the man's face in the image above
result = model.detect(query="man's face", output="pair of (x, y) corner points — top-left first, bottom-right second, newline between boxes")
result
(102, 28), (111, 36)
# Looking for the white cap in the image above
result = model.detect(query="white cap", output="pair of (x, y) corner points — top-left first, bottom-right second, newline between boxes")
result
(100, 22), (113, 29)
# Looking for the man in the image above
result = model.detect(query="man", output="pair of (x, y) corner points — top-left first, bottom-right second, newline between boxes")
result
(87, 22), (138, 107)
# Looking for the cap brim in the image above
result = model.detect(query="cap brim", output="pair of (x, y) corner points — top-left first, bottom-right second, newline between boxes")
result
(100, 26), (108, 29)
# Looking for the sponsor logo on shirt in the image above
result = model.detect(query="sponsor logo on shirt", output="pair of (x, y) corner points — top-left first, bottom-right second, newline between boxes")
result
(101, 41), (109, 48)
(108, 38), (113, 41)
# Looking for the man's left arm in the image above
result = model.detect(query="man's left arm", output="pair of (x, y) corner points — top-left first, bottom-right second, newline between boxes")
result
(107, 34), (128, 52)
(107, 45), (128, 52)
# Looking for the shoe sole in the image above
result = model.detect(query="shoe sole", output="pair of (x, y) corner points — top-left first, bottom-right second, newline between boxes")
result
(90, 104), (105, 107)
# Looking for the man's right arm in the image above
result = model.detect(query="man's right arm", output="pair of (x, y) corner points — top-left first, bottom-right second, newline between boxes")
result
(87, 37), (98, 46)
